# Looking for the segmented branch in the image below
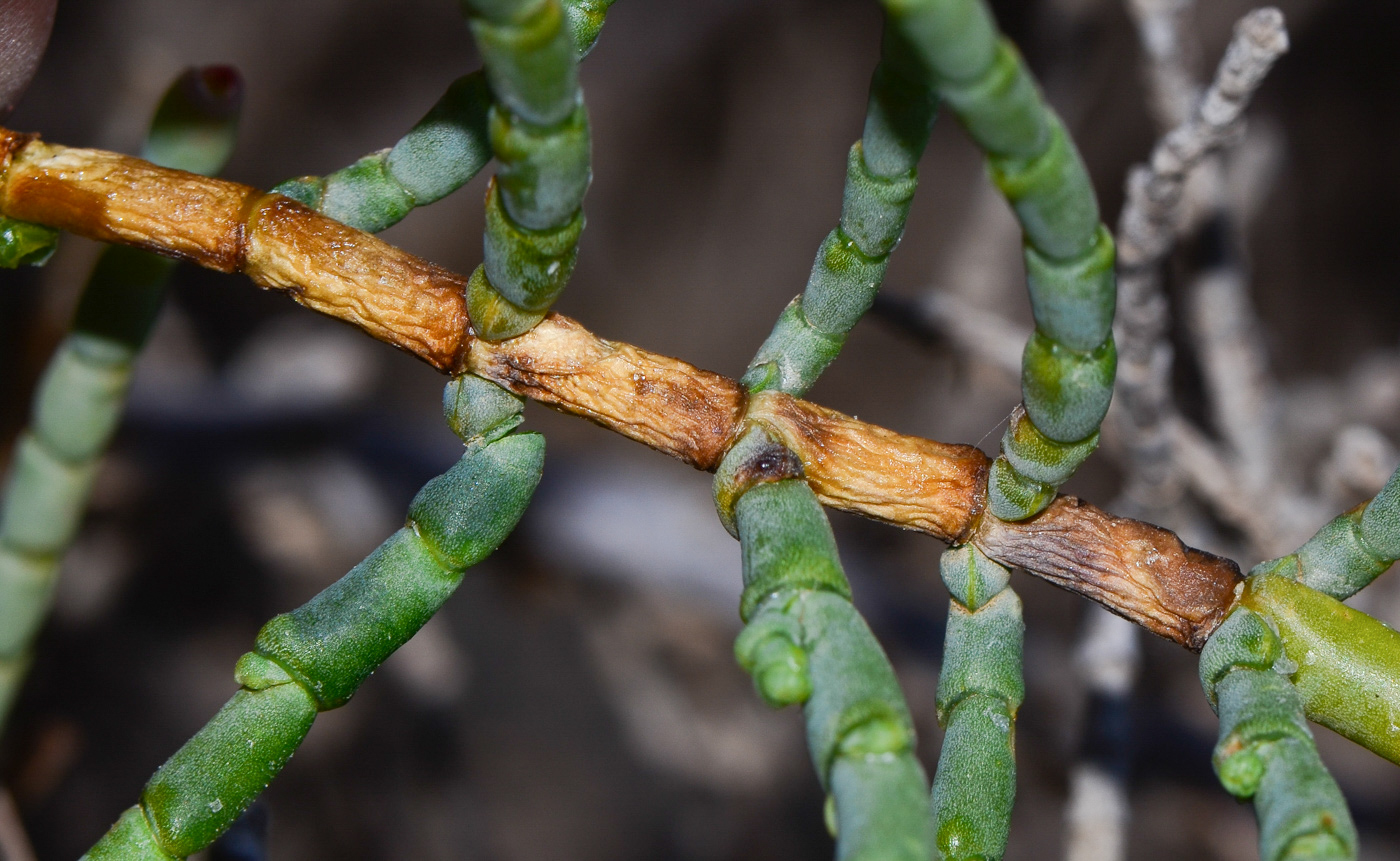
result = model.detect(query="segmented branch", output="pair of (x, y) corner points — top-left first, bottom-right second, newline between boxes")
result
(81, 376), (544, 859)
(457, 0), (596, 340)
(887, 0), (1118, 522)
(0, 124), (1248, 650)
(1198, 608), (1357, 860)
(271, 0), (611, 235)
(931, 545), (1023, 859)
(724, 465), (935, 861)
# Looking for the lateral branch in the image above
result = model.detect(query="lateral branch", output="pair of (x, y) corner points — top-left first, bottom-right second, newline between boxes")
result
(0, 128), (1240, 649)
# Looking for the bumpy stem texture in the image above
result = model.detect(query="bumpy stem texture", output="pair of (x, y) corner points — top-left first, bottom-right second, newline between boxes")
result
(0, 66), (242, 729)
(884, 0), (1119, 520)
(1198, 607), (1357, 860)
(80, 377), (544, 859)
(457, 0), (596, 340)
(1249, 461), (1400, 602)
(727, 470), (934, 861)
(271, 0), (611, 235)
(930, 545), (1023, 860)
(742, 15), (935, 397)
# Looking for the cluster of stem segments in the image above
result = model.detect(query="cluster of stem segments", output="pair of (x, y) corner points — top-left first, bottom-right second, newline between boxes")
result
(0, 1), (1396, 859)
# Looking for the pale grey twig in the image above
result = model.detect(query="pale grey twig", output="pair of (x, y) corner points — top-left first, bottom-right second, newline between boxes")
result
(1184, 251), (1278, 491)
(1114, 7), (1289, 521)
(1125, 0), (1201, 130)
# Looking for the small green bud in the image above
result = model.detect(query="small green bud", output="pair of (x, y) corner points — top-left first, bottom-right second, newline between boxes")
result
(836, 716), (910, 757)
(1217, 746), (1266, 799)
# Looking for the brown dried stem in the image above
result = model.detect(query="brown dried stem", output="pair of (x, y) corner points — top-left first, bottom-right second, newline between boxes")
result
(0, 127), (1243, 649)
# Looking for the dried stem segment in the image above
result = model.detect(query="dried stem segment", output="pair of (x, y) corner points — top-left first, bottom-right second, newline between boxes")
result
(466, 314), (745, 470)
(0, 132), (471, 370)
(0, 127), (1245, 648)
(746, 390), (988, 543)
(973, 496), (1241, 650)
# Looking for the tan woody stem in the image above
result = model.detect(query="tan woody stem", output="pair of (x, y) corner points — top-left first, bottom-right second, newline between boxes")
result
(0, 127), (1241, 649)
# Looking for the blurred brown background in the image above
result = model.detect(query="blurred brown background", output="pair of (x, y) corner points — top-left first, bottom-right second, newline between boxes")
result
(2, 0), (1399, 858)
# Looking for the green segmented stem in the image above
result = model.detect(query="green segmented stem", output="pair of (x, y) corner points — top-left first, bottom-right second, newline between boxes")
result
(887, 0), (1115, 519)
(1242, 462), (1400, 602)
(271, 0), (611, 236)
(727, 476), (934, 860)
(80, 375), (544, 859)
(1199, 608), (1357, 860)
(742, 20), (936, 397)
(458, 0), (595, 341)
(0, 67), (243, 730)
(931, 544), (1022, 861)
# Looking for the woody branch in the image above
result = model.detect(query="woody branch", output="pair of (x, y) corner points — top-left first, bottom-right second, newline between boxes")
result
(0, 127), (1240, 648)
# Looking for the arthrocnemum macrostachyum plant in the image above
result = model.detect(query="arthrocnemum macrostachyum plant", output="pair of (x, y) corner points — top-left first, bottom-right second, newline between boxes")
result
(0, 0), (1398, 859)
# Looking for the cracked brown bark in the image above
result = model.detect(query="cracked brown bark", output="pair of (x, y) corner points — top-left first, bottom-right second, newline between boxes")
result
(0, 127), (1243, 649)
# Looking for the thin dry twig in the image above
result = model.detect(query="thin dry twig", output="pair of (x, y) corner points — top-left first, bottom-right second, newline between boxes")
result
(1114, 7), (1288, 521)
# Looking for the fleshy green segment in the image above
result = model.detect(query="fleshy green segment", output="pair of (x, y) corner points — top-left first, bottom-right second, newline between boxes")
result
(81, 376), (544, 858)
(931, 545), (1022, 861)
(726, 476), (934, 860)
(887, 0), (1115, 519)
(270, 0), (611, 236)
(1246, 462), (1400, 602)
(461, 0), (595, 340)
(1241, 575), (1400, 766)
(742, 19), (936, 397)
(0, 68), (243, 730)
(1199, 606), (1359, 861)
